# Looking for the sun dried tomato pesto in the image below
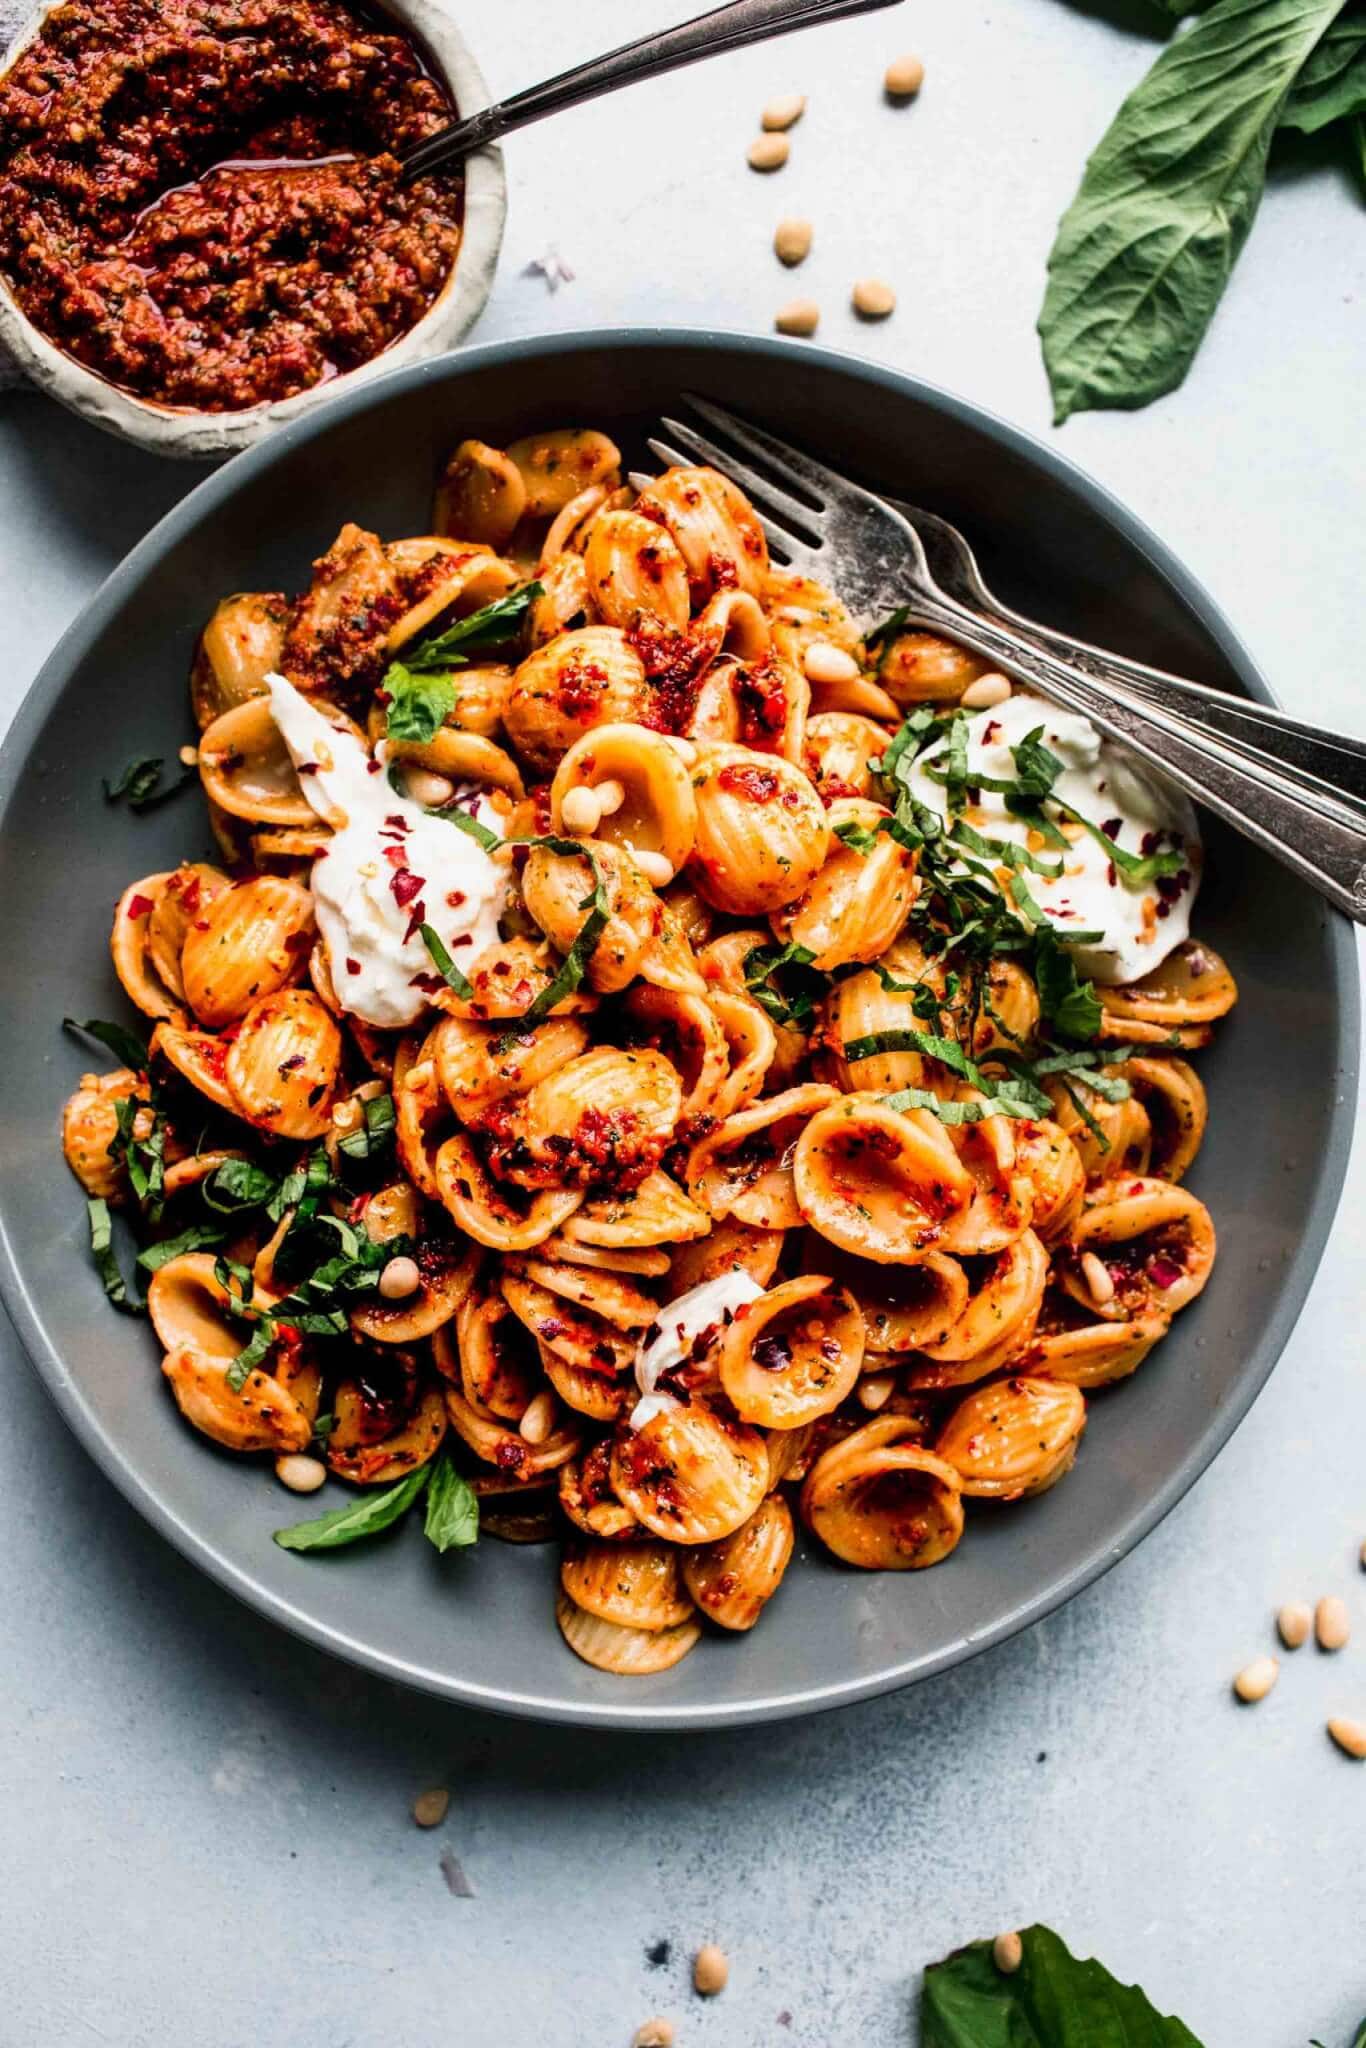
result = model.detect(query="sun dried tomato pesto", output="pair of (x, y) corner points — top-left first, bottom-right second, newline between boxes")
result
(0, 0), (464, 410)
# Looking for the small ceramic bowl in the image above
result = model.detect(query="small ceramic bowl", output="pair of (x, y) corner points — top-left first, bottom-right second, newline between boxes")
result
(0, 0), (507, 459)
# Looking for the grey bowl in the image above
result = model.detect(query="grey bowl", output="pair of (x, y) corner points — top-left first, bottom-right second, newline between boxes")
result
(0, 330), (1355, 1730)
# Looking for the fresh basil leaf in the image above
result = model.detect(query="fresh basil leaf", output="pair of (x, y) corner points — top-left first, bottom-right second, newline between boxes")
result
(423, 1456), (480, 1552)
(382, 669), (457, 744)
(490, 839), (610, 1046)
(1011, 726), (1065, 798)
(1039, 0), (1350, 422)
(203, 1159), (281, 1214)
(1035, 930), (1104, 1043)
(62, 1015), (150, 1071)
(225, 1316), (276, 1393)
(921, 1924), (1205, 2048)
(435, 803), (502, 853)
(833, 819), (882, 857)
(86, 1198), (144, 1315)
(421, 923), (476, 1000)
(1280, 3), (1366, 129)
(742, 940), (825, 1028)
(1051, 800), (1185, 882)
(864, 603), (911, 649)
(137, 1221), (229, 1270)
(107, 1093), (167, 1223)
(269, 1146), (331, 1226)
(338, 1092), (396, 1161)
(379, 584), (542, 691)
(102, 755), (195, 812)
(273, 1463), (432, 1553)
(881, 1087), (986, 1125)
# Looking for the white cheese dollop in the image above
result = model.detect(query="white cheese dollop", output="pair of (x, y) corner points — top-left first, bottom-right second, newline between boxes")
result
(630, 1269), (764, 1431)
(906, 690), (1201, 985)
(267, 672), (509, 1030)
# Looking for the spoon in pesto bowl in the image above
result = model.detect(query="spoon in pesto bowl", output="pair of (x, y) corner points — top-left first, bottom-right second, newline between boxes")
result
(399, 0), (904, 182)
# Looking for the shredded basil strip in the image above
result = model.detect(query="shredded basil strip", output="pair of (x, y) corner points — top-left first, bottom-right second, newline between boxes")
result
(86, 1198), (143, 1314)
(274, 1463), (433, 1553)
(385, 761), (504, 850)
(62, 1015), (150, 1071)
(1051, 799), (1186, 882)
(423, 1455), (481, 1552)
(490, 838), (611, 1047)
(338, 1093), (396, 1161)
(881, 1088), (986, 1126)
(421, 924), (476, 1000)
(137, 1221), (229, 1271)
(833, 819), (881, 857)
(203, 1159), (281, 1214)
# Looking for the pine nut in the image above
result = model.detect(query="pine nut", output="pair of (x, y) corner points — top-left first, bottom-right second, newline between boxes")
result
(560, 784), (602, 835)
(633, 2024), (675, 2048)
(519, 1390), (557, 1445)
(1277, 1601), (1312, 1650)
(774, 217), (813, 267)
(857, 1371), (896, 1411)
(993, 1931), (1023, 1975)
(803, 640), (861, 685)
(1327, 1716), (1366, 1760)
(404, 767), (455, 808)
(595, 778), (626, 817)
(1360, 1538), (1366, 1570)
(178, 743), (200, 767)
(1080, 1250), (1115, 1306)
(748, 133), (789, 172)
(412, 1787), (450, 1828)
(852, 277), (896, 321)
(379, 1254), (421, 1301)
(275, 1454), (327, 1494)
(1316, 1595), (1351, 1650)
(762, 93), (806, 131)
(629, 846), (675, 888)
(331, 1095), (364, 1134)
(775, 298), (819, 337)
(1233, 1655), (1279, 1703)
(693, 1945), (729, 1996)
(884, 52), (925, 99)
(960, 672), (1013, 711)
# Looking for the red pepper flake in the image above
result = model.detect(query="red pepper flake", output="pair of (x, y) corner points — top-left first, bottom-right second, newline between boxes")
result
(126, 894), (154, 919)
(298, 762), (320, 776)
(366, 760), (383, 776)
(383, 814), (410, 833)
(345, 957), (362, 975)
(447, 889), (467, 909)
(391, 869), (424, 907)
(402, 900), (427, 943)
(1148, 1255), (1184, 1290)
(1101, 816), (1122, 839)
(717, 762), (780, 803)
(278, 1054), (305, 1074)
(408, 971), (446, 992)
(283, 930), (311, 953)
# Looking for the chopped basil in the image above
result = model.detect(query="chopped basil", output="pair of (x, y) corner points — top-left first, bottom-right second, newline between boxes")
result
(1051, 799), (1186, 883)
(1010, 725), (1065, 798)
(423, 1455), (480, 1552)
(1034, 928), (1104, 1043)
(62, 1015), (149, 1071)
(383, 671), (458, 744)
(421, 923), (476, 1000)
(338, 1093), (396, 1162)
(864, 604), (911, 649)
(136, 1221), (229, 1271)
(107, 1093), (167, 1223)
(86, 1197), (143, 1315)
(102, 756), (196, 813)
(203, 1159), (282, 1215)
(378, 584), (543, 741)
(273, 1463), (433, 1553)
(742, 940), (826, 1029)
(491, 838), (610, 1047)
(436, 804), (503, 853)
(833, 818), (882, 857)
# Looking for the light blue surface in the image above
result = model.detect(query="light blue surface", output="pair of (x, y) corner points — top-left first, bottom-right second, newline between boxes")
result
(1, 1), (1364, 2040)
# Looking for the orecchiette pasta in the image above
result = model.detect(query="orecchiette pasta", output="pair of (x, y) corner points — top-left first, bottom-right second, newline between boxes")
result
(62, 423), (1235, 1678)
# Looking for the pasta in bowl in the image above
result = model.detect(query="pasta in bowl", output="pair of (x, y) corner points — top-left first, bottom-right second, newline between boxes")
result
(60, 420), (1240, 1681)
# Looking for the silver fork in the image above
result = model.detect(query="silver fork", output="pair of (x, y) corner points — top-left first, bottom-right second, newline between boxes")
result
(648, 397), (1366, 922)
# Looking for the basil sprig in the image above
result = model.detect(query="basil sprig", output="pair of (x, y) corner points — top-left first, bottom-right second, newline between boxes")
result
(273, 1452), (479, 1555)
(379, 583), (542, 743)
(921, 1923), (1205, 2047)
(63, 1015), (150, 1072)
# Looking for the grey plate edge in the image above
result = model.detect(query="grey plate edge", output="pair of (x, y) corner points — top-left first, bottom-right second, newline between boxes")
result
(0, 325), (1358, 1732)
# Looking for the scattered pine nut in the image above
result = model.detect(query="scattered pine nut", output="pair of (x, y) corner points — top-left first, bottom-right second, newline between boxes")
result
(628, 846), (676, 889)
(1327, 1716), (1366, 1760)
(1316, 1595), (1350, 1650)
(857, 1371), (896, 1411)
(803, 640), (861, 685)
(331, 1096), (364, 1134)
(762, 93), (806, 131)
(275, 1453), (327, 1494)
(852, 278), (896, 321)
(178, 743), (200, 767)
(1277, 1601), (1312, 1650)
(379, 1254), (421, 1301)
(412, 1787), (450, 1828)
(774, 217), (814, 267)
(632, 2023), (675, 2048)
(404, 767), (455, 808)
(1233, 1655), (1279, 1703)
(560, 784), (602, 835)
(960, 672), (1013, 711)
(884, 52), (925, 99)
(1079, 1250), (1115, 1306)
(693, 1945), (729, 1997)
(993, 1931), (1024, 1975)
(1360, 1538), (1366, 1570)
(595, 778), (626, 818)
(518, 1390), (557, 1446)
(748, 133), (789, 172)
(775, 299), (819, 337)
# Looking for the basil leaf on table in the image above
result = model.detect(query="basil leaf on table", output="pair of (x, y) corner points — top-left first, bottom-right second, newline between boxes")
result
(1280, 2), (1366, 127)
(62, 1015), (150, 1072)
(921, 1925), (1206, 2048)
(273, 1463), (432, 1553)
(423, 1456), (480, 1552)
(1039, 0), (1352, 423)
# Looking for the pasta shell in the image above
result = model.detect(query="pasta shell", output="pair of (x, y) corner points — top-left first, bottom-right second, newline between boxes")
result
(349, 1233), (478, 1345)
(326, 1382), (448, 1486)
(550, 723), (698, 873)
(444, 1384), (582, 1479)
(972, 959), (1041, 1057)
(1098, 939), (1236, 1029)
(1014, 1120), (1087, 1244)
(433, 1012), (591, 1123)
(111, 874), (188, 1023)
(434, 1133), (584, 1252)
(1061, 1176), (1215, 1319)
(150, 1019), (238, 1115)
(688, 744), (829, 915)
(519, 1048), (683, 1187)
(435, 439), (528, 548)
(559, 1443), (640, 1540)
(668, 1218), (785, 1295)
(718, 1275), (865, 1429)
(611, 1401), (769, 1544)
(521, 841), (657, 995)
(564, 1171), (711, 1250)
(560, 1540), (695, 1630)
(146, 863), (233, 1002)
(800, 1238), (968, 1354)
(506, 428), (622, 518)
(938, 1105), (1035, 1257)
(180, 875), (314, 1028)
(540, 1345), (634, 1423)
(528, 551), (593, 648)
(538, 483), (612, 569)
(384, 540), (518, 654)
(1028, 1295), (1169, 1389)
(908, 1229), (1049, 1389)
(225, 989), (342, 1139)
(793, 1097), (974, 1263)
(802, 1417), (964, 1569)
(937, 1375), (1087, 1499)
(1043, 1074), (1152, 1182)
(511, 1257), (657, 1332)
(687, 1083), (840, 1231)
(541, 1236), (673, 1279)
(555, 1590), (701, 1675)
(704, 991), (778, 1120)
(803, 712), (890, 799)
(62, 1068), (145, 1202)
(505, 626), (650, 773)
(190, 591), (287, 730)
(500, 1270), (636, 1377)
(148, 1251), (269, 1363)
(823, 964), (935, 1095)
(634, 466), (767, 602)
(1121, 1057), (1208, 1183)
(583, 510), (691, 629)
(439, 1286), (539, 1417)
(386, 727), (524, 798)
(683, 1494), (794, 1631)
(875, 629), (989, 705)
(623, 985), (730, 1119)
(162, 1342), (311, 1456)
(769, 799), (917, 969)
(445, 937), (600, 1025)
(197, 697), (317, 827)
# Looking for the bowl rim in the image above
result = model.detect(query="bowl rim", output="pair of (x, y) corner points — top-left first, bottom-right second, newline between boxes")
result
(0, 326), (1358, 1729)
(0, 0), (508, 459)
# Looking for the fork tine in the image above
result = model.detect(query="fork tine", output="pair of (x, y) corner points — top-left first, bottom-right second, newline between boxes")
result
(655, 415), (826, 543)
(682, 394), (851, 505)
(644, 438), (812, 567)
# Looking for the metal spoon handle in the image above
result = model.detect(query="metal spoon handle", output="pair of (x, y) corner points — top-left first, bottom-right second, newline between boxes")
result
(400, 0), (903, 181)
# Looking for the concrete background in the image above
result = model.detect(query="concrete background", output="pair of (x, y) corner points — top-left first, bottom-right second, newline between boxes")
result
(1, 1), (1363, 2041)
